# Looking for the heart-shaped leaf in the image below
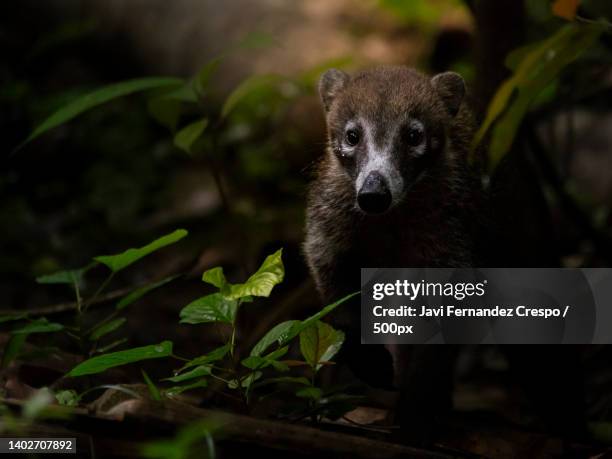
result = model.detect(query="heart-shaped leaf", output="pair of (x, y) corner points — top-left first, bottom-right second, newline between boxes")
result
(202, 267), (228, 291)
(180, 293), (238, 324)
(299, 321), (344, 371)
(225, 249), (284, 300)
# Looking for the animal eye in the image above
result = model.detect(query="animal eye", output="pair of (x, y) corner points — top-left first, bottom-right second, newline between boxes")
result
(345, 129), (360, 146)
(405, 127), (424, 146)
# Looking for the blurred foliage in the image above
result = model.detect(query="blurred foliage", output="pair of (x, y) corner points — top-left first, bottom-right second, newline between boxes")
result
(379, 0), (466, 27)
(142, 419), (219, 459)
(1, 18), (346, 308)
(473, 21), (606, 170)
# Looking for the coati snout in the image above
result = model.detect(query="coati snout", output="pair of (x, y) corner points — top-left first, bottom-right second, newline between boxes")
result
(357, 171), (392, 214)
(318, 66), (466, 215)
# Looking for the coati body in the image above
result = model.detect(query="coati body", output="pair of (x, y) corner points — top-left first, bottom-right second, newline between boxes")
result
(304, 66), (585, 442)
(304, 66), (481, 439)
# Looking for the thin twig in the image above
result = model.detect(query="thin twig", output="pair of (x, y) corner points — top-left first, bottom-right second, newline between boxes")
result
(2, 286), (134, 317)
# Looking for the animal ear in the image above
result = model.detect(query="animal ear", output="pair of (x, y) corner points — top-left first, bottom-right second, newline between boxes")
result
(431, 72), (465, 117)
(319, 68), (349, 112)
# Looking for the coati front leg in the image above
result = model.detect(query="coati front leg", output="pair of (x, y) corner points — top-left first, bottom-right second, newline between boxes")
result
(392, 345), (458, 444)
(304, 235), (397, 389)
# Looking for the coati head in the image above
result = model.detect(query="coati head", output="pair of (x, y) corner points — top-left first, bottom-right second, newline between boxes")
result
(318, 66), (466, 215)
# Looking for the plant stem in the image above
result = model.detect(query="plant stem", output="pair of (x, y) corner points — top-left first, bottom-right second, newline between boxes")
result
(209, 373), (231, 385)
(83, 273), (115, 313)
(83, 310), (119, 336)
(230, 327), (236, 358)
(71, 273), (82, 315)
(229, 298), (242, 358)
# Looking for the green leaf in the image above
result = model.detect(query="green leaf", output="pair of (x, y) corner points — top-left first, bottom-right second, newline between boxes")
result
(504, 42), (539, 71)
(221, 74), (284, 119)
(491, 24), (601, 166)
(21, 77), (183, 146)
(67, 341), (173, 377)
(241, 346), (288, 370)
(225, 249), (284, 300)
(95, 338), (128, 354)
(1, 333), (27, 368)
(148, 98), (182, 131)
(296, 387), (323, 401)
(178, 344), (230, 373)
(55, 389), (79, 407)
(164, 365), (212, 383)
(474, 23), (604, 169)
(250, 320), (299, 357)
(116, 275), (180, 311)
(94, 229), (188, 273)
(89, 318), (127, 341)
(201, 267), (228, 291)
(147, 83), (198, 131)
(193, 57), (223, 95)
(0, 313), (28, 324)
(299, 321), (344, 371)
(174, 119), (208, 154)
(227, 371), (262, 390)
(165, 379), (209, 397)
(471, 79), (515, 153)
(36, 264), (94, 286)
(154, 84), (199, 103)
(249, 292), (357, 359)
(283, 292), (359, 345)
(12, 318), (64, 335)
(141, 419), (219, 459)
(179, 293), (237, 324)
(142, 370), (162, 401)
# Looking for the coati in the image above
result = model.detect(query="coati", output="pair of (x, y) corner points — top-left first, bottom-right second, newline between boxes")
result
(304, 66), (585, 442)
(304, 65), (481, 440)
(305, 66), (480, 297)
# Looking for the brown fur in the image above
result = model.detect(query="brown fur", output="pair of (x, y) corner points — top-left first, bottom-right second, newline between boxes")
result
(305, 66), (481, 303)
